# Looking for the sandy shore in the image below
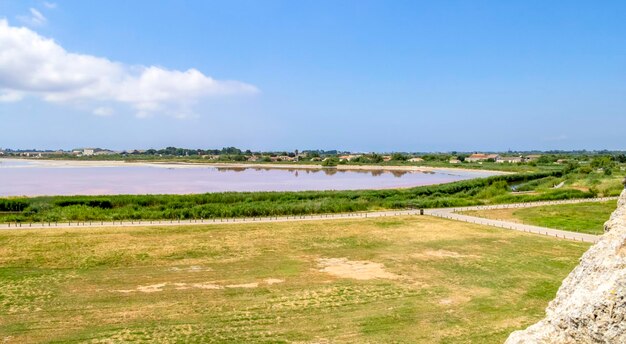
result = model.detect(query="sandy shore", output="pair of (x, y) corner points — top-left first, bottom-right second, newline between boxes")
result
(1, 158), (508, 175)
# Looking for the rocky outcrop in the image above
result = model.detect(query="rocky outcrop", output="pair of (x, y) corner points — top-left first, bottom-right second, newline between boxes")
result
(505, 189), (626, 344)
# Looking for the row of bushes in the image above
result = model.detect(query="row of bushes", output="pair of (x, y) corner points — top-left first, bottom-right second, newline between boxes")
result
(0, 199), (29, 212)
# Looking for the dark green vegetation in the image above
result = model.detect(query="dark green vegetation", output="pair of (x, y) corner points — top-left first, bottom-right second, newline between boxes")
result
(6, 148), (626, 173)
(0, 216), (589, 343)
(464, 201), (617, 235)
(0, 172), (598, 223)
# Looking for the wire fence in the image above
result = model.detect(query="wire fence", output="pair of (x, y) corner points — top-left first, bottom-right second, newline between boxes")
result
(0, 197), (611, 243)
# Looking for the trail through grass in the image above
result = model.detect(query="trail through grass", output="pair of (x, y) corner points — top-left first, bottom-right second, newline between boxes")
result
(463, 201), (616, 235)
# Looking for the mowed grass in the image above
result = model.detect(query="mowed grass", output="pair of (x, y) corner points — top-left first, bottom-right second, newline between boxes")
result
(463, 200), (617, 235)
(0, 217), (589, 343)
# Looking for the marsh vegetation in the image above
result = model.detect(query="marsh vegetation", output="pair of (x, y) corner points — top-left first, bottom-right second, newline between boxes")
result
(0, 172), (595, 223)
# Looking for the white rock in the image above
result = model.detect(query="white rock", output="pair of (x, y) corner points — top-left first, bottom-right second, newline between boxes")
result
(506, 189), (626, 344)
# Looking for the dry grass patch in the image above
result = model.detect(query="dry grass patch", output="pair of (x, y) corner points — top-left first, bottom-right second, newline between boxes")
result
(0, 216), (589, 343)
(412, 249), (481, 260)
(317, 257), (399, 280)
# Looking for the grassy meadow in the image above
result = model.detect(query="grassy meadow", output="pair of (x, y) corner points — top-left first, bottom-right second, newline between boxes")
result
(463, 200), (617, 235)
(512, 172), (625, 197)
(0, 216), (589, 343)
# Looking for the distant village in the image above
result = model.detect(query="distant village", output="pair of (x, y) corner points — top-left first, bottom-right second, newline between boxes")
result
(3, 146), (623, 166)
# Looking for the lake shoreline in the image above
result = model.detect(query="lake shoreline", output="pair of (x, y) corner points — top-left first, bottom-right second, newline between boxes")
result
(0, 158), (509, 175)
(0, 158), (504, 196)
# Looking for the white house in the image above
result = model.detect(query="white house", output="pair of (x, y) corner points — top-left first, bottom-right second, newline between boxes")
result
(496, 156), (523, 164)
(466, 153), (499, 163)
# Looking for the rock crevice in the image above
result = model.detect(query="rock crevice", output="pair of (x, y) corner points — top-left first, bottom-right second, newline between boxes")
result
(506, 189), (626, 344)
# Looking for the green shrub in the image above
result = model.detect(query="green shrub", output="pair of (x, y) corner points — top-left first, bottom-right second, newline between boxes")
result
(0, 199), (28, 212)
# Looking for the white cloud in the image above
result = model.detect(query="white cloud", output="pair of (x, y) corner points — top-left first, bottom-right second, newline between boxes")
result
(93, 107), (114, 116)
(30, 8), (47, 24)
(43, 2), (57, 9)
(18, 8), (47, 27)
(0, 90), (23, 102)
(0, 20), (259, 118)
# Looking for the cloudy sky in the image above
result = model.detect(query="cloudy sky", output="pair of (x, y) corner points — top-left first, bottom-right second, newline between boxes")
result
(1, 1), (625, 151)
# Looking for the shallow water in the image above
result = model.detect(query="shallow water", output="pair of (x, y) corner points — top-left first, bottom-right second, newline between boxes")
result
(0, 159), (498, 196)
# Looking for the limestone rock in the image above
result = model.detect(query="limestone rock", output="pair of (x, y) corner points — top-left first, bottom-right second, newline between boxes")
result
(505, 190), (626, 344)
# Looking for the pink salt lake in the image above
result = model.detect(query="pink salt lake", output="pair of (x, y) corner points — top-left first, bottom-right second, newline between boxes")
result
(0, 159), (499, 196)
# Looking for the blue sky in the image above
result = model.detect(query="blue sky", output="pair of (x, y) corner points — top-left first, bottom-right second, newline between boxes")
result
(1, 1), (625, 152)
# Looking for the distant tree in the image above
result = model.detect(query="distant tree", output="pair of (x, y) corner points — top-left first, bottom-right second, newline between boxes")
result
(391, 153), (408, 161)
(221, 147), (242, 155)
(591, 156), (615, 169)
(321, 157), (339, 167)
(162, 147), (178, 155)
(563, 162), (578, 174)
(368, 153), (384, 163)
(537, 155), (556, 164)
(421, 154), (450, 162)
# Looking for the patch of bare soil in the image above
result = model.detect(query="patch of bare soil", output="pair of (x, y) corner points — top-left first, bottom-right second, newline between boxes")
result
(175, 282), (222, 290)
(113, 278), (284, 293)
(438, 295), (471, 306)
(115, 283), (167, 293)
(317, 257), (398, 280)
(115, 282), (216, 293)
(168, 266), (212, 272)
(263, 278), (285, 285)
(137, 283), (167, 293)
(225, 282), (258, 289)
(412, 250), (480, 260)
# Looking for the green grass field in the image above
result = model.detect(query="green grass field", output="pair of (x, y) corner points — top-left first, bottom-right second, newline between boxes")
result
(0, 217), (589, 343)
(463, 201), (617, 235)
